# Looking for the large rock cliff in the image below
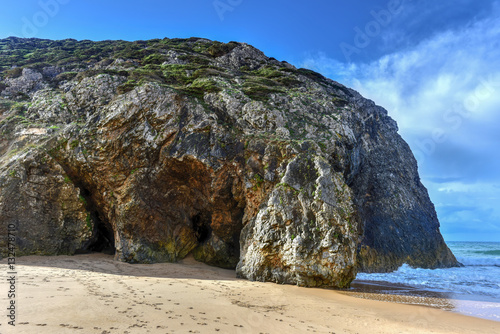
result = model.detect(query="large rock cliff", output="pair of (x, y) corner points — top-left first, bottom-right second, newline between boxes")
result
(0, 37), (459, 287)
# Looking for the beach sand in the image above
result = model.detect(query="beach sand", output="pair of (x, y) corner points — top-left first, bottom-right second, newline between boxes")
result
(1, 253), (498, 334)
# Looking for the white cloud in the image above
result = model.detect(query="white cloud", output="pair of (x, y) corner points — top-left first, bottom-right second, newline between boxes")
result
(301, 3), (500, 173)
(302, 7), (500, 136)
(300, 4), (500, 241)
(436, 182), (498, 194)
(426, 178), (500, 241)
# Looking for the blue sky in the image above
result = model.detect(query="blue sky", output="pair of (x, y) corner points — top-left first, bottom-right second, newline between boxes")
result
(1, 0), (499, 242)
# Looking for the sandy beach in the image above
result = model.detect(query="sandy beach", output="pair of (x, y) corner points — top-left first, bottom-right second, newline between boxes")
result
(1, 254), (498, 334)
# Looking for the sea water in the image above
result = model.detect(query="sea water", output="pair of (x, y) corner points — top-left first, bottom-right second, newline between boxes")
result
(355, 241), (500, 321)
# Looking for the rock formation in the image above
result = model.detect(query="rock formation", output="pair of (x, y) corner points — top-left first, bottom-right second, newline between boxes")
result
(0, 37), (459, 287)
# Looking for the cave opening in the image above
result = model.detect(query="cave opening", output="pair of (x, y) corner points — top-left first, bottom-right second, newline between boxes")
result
(87, 211), (115, 255)
(75, 188), (116, 255)
(192, 213), (212, 243)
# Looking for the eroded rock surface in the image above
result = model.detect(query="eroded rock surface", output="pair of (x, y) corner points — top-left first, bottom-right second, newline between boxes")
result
(0, 37), (459, 287)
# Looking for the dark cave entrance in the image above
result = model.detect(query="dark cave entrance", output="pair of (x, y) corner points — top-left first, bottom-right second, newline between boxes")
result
(76, 188), (116, 255)
(87, 212), (115, 255)
(192, 213), (212, 244)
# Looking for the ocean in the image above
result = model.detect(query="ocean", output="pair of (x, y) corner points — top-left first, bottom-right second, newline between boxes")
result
(353, 241), (500, 321)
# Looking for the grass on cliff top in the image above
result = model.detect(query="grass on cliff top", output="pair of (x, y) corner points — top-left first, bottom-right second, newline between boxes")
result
(0, 37), (235, 74)
(0, 37), (330, 84)
(242, 81), (283, 102)
(114, 63), (226, 97)
(0, 37), (348, 104)
(0, 37), (243, 101)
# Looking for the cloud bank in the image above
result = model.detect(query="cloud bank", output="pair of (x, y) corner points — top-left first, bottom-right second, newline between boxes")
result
(301, 1), (500, 241)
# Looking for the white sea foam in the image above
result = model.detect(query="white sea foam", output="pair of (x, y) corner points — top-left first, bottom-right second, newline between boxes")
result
(457, 256), (500, 266)
(355, 242), (500, 300)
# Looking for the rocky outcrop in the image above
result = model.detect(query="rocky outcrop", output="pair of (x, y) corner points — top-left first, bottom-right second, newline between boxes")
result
(0, 37), (459, 287)
(345, 94), (459, 272)
(0, 152), (93, 255)
(237, 156), (358, 287)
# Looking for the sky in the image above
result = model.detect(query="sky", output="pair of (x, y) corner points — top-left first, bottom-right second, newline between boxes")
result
(0, 0), (499, 242)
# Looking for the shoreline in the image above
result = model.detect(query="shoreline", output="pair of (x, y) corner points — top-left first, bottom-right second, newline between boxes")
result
(343, 280), (500, 322)
(1, 253), (498, 333)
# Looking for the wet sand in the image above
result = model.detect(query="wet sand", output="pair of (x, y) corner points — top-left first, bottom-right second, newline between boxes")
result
(343, 280), (500, 322)
(1, 253), (499, 333)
